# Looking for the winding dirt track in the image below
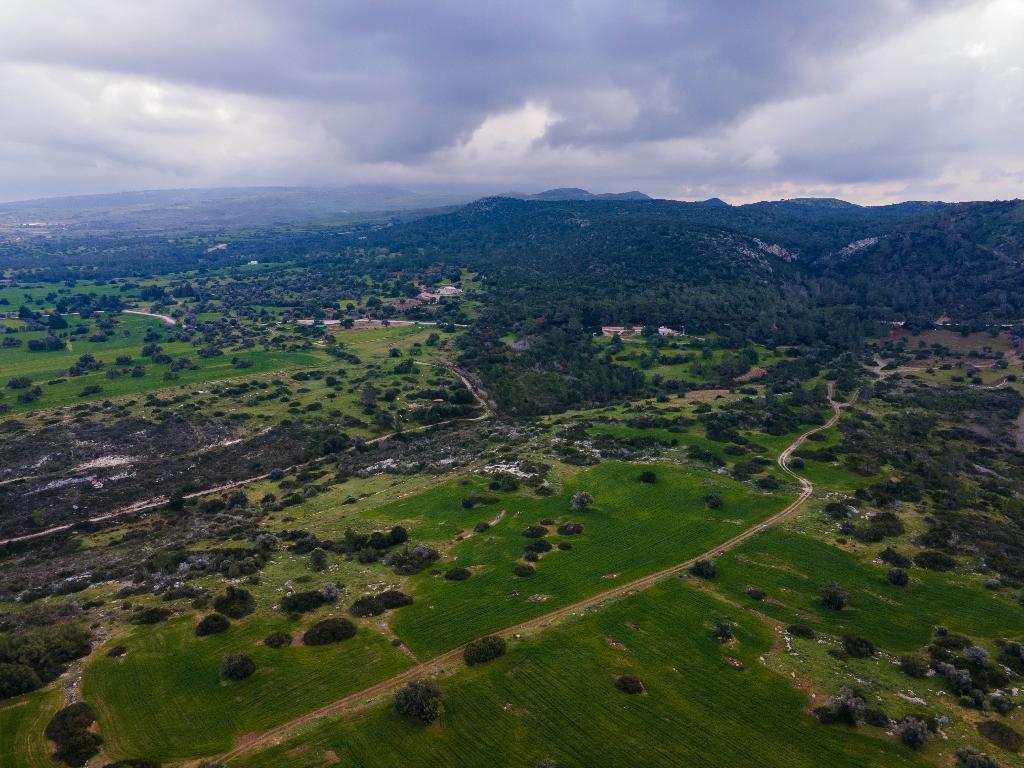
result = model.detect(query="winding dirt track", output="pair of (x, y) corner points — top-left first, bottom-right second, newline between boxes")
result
(216, 385), (848, 764)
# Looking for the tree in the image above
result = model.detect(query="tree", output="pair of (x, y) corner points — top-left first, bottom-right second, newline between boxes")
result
(220, 654), (256, 681)
(394, 679), (444, 724)
(615, 675), (644, 694)
(309, 547), (328, 571)
(820, 581), (848, 610)
(0, 662), (41, 699)
(896, 717), (929, 750)
(887, 568), (909, 586)
(213, 586), (255, 618)
(689, 559), (716, 579)
(196, 613), (230, 637)
(303, 617), (357, 646)
(464, 636), (507, 666)
(46, 703), (102, 767)
(570, 491), (593, 512)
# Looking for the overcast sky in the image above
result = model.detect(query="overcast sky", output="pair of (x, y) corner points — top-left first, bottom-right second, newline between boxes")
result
(0, 0), (1021, 204)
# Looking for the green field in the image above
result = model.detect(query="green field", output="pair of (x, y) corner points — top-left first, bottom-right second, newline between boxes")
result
(715, 528), (1024, 651)
(0, 687), (63, 768)
(381, 460), (795, 657)
(0, 313), (321, 415)
(83, 615), (414, 761)
(233, 580), (929, 768)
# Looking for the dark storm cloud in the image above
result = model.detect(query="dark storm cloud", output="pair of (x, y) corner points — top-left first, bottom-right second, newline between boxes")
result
(0, 0), (1019, 202)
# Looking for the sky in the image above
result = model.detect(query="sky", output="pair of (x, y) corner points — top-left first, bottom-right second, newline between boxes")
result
(0, 0), (1021, 205)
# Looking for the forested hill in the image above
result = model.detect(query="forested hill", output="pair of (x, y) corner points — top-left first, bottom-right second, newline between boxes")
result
(362, 195), (1024, 413)
(368, 195), (1024, 330)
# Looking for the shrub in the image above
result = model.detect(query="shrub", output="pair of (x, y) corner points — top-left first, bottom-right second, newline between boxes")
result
(464, 635), (507, 666)
(898, 655), (930, 678)
(280, 590), (327, 614)
(914, 550), (957, 571)
(842, 634), (875, 658)
(129, 606), (171, 625)
(513, 563), (535, 577)
(196, 613), (230, 637)
(689, 559), (716, 579)
(879, 547), (912, 568)
(703, 493), (722, 509)
(46, 702), (102, 767)
(0, 662), (42, 700)
(638, 471), (657, 484)
(820, 581), (848, 610)
(978, 721), (1022, 752)
(746, 588), (766, 601)
(472, 521), (491, 533)
(445, 567), (471, 581)
(897, 717), (929, 750)
(864, 708), (890, 727)
(220, 654), (256, 681)
(213, 586), (255, 618)
(394, 679), (444, 724)
(714, 621), (733, 641)
(570, 491), (593, 511)
(957, 747), (1002, 768)
(525, 539), (553, 554)
(522, 525), (548, 538)
(264, 631), (292, 648)
(615, 675), (644, 694)
(557, 522), (584, 535)
(814, 687), (865, 726)
(788, 624), (815, 639)
(887, 568), (909, 586)
(303, 618), (357, 646)
(103, 760), (161, 768)
(378, 590), (413, 609)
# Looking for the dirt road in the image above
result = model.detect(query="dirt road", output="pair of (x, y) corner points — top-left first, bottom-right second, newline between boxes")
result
(216, 386), (849, 764)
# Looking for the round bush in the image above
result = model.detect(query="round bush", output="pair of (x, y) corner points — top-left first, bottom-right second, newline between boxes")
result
(513, 563), (536, 577)
(841, 634), (875, 658)
(746, 588), (766, 601)
(394, 679), (444, 724)
(303, 617), (357, 646)
(445, 567), (471, 581)
(213, 586), (255, 618)
(220, 654), (256, 681)
(522, 525), (548, 539)
(898, 655), (930, 678)
(787, 624), (815, 639)
(464, 635), (507, 666)
(689, 559), (716, 580)
(557, 522), (584, 535)
(196, 613), (231, 637)
(887, 568), (909, 586)
(639, 471), (657, 484)
(615, 675), (644, 694)
(264, 631), (292, 648)
(820, 581), (848, 610)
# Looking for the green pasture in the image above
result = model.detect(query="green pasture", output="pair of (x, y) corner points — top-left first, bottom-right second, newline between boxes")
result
(0, 686), (63, 768)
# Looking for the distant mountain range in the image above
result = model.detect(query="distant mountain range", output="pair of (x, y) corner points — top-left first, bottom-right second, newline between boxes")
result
(0, 185), (654, 234)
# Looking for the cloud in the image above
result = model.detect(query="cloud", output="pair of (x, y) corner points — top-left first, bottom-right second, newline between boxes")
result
(0, 0), (1019, 203)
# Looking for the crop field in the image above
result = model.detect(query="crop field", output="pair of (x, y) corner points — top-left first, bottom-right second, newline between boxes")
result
(84, 614), (414, 761)
(714, 528), (1024, 651)
(384, 460), (796, 657)
(233, 580), (929, 768)
(0, 687), (63, 768)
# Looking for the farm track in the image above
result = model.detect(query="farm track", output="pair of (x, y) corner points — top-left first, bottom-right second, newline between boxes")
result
(215, 385), (849, 764)
(0, 360), (492, 547)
